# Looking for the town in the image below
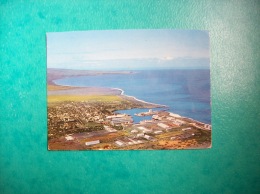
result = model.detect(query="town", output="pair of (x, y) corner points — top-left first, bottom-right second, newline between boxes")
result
(48, 101), (211, 150)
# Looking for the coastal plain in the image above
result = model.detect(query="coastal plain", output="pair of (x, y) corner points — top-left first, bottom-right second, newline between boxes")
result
(47, 69), (211, 150)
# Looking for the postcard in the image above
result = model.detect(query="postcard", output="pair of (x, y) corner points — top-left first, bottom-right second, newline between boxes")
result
(47, 29), (211, 150)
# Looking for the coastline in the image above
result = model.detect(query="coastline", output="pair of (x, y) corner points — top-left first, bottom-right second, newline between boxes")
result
(48, 81), (165, 108)
(47, 69), (209, 124)
(47, 69), (165, 108)
(109, 87), (167, 108)
(49, 84), (165, 109)
(47, 71), (211, 150)
(47, 68), (136, 85)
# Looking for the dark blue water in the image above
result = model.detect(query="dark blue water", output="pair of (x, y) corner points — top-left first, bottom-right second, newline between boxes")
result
(54, 70), (211, 124)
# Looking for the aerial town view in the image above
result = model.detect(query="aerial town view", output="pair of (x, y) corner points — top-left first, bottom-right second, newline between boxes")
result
(47, 30), (211, 150)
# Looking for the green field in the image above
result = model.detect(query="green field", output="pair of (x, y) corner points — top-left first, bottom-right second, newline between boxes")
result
(48, 95), (123, 103)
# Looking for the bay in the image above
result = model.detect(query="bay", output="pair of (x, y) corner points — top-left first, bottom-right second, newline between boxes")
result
(54, 69), (211, 124)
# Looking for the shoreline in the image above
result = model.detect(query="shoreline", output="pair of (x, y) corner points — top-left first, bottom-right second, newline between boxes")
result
(48, 81), (166, 108)
(48, 82), (211, 125)
(47, 80), (167, 108)
(47, 70), (210, 125)
(47, 68), (165, 108)
(109, 87), (167, 108)
(47, 68), (136, 85)
(48, 83), (211, 125)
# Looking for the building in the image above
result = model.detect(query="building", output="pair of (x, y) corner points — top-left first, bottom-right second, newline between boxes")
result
(182, 127), (192, 131)
(131, 129), (138, 133)
(152, 115), (161, 120)
(115, 140), (124, 146)
(109, 114), (133, 126)
(137, 126), (152, 133)
(104, 125), (117, 132)
(85, 140), (100, 146)
(144, 135), (152, 140)
(166, 116), (175, 121)
(140, 120), (153, 124)
(175, 119), (186, 125)
(204, 124), (212, 130)
(65, 135), (74, 141)
(169, 112), (182, 118)
(106, 114), (127, 119)
(157, 123), (170, 129)
(136, 133), (144, 138)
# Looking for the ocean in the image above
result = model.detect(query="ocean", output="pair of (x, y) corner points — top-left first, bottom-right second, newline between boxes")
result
(54, 69), (211, 124)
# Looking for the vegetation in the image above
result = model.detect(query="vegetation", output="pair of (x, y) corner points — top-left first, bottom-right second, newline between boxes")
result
(48, 84), (74, 91)
(48, 95), (123, 103)
(84, 122), (104, 131)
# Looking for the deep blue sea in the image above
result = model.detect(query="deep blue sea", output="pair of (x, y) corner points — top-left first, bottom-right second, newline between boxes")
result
(54, 69), (211, 124)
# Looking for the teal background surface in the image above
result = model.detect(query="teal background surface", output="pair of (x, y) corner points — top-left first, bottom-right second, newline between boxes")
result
(0, 1), (259, 194)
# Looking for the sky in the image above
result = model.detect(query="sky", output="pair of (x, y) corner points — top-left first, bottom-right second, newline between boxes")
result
(47, 29), (210, 70)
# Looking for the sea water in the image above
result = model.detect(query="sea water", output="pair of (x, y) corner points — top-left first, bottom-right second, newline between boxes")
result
(54, 69), (211, 124)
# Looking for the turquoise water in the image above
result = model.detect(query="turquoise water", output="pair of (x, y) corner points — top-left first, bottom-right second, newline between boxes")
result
(54, 69), (211, 124)
(1, 1), (259, 194)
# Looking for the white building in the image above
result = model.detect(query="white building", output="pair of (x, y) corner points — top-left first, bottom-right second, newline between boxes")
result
(106, 114), (127, 119)
(166, 117), (175, 121)
(131, 129), (138, 133)
(152, 115), (161, 120)
(169, 112), (182, 118)
(138, 126), (152, 133)
(138, 126), (148, 131)
(104, 125), (117, 132)
(65, 135), (74, 141)
(136, 133), (144, 138)
(127, 138), (138, 144)
(144, 135), (152, 140)
(115, 140), (124, 146)
(176, 119), (186, 125)
(85, 140), (100, 146)
(204, 124), (212, 130)
(140, 120), (153, 124)
(182, 127), (192, 131)
(157, 123), (170, 129)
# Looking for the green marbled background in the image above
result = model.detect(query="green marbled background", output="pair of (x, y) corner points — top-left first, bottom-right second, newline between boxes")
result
(0, 0), (259, 193)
